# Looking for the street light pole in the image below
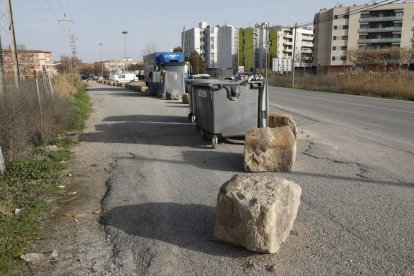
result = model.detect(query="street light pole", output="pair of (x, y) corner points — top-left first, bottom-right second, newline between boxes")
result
(99, 43), (103, 78)
(291, 23), (297, 88)
(122, 31), (128, 59)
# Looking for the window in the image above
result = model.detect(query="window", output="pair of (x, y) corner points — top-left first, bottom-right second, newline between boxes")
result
(340, 56), (347, 61)
(341, 46), (347, 50)
(333, 36), (337, 40)
(334, 26), (338, 30)
(332, 46), (337, 50)
(343, 25), (349, 30)
(342, 36), (348, 40)
(332, 56), (336, 61)
(343, 15), (349, 19)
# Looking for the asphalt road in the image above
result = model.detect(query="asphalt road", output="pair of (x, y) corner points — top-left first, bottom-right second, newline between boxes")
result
(41, 82), (413, 275)
(268, 87), (414, 154)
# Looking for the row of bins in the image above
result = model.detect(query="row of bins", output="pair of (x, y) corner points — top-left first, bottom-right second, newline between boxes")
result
(188, 79), (268, 148)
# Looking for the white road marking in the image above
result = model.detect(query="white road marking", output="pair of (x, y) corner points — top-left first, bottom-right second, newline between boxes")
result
(269, 102), (414, 150)
(272, 90), (414, 114)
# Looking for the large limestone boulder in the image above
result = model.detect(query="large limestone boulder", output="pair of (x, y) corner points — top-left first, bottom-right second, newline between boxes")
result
(140, 85), (148, 93)
(244, 127), (296, 172)
(182, 93), (189, 104)
(268, 112), (297, 139)
(214, 174), (302, 253)
(166, 90), (179, 100)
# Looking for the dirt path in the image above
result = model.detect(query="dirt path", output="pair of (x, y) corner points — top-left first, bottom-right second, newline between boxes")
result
(22, 84), (113, 275)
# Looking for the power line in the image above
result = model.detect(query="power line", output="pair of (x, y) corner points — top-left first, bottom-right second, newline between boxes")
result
(307, 0), (401, 27)
(57, 0), (66, 18)
(45, 0), (58, 21)
(66, 0), (72, 20)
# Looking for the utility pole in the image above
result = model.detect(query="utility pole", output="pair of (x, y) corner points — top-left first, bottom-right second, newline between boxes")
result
(291, 23), (298, 88)
(181, 26), (185, 55)
(0, 33), (5, 95)
(7, 0), (20, 90)
(99, 43), (103, 78)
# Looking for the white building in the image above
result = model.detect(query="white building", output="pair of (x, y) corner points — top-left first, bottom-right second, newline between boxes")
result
(182, 22), (239, 72)
(182, 22), (207, 62)
(272, 25), (314, 73)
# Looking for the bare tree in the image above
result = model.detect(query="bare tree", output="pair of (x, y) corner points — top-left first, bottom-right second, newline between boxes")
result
(348, 46), (414, 71)
(57, 55), (82, 74)
(16, 43), (27, 50)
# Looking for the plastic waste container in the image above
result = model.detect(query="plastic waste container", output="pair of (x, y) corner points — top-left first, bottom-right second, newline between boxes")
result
(191, 79), (268, 148)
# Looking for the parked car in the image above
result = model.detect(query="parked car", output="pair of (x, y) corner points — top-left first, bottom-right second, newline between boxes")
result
(116, 73), (138, 83)
(80, 75), (89, 81)
(188, 74), (211, 80)
(233, 72), (253, 80)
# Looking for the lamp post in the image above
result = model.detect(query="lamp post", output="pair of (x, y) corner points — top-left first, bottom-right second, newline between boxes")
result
(122, 31), (128, 59)
(122, 31), (128, 73)
(99, 43), (103, 78)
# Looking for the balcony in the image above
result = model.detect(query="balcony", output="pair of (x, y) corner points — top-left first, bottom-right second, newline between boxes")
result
(359, 15), (403, 23)
(301, 42), (314, 47)
(358, 38), (401, 44)
(302, 37), (314, 41)
(283, 41), (293, 46)
(301, 49), (313, 54)
(359, 27), (402, 33)
(283, 48), (293, 53)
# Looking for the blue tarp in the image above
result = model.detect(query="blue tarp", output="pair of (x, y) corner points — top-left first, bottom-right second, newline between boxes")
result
(155, 52), (184, 64)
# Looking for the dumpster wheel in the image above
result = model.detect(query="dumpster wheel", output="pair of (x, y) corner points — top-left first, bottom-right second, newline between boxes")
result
(211, 135), (218, 149)
(200, 129), (210, 141)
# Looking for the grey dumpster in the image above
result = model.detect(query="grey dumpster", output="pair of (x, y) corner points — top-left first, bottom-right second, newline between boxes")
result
(192, 79), (268, 148)
(187, 79), (207, 123)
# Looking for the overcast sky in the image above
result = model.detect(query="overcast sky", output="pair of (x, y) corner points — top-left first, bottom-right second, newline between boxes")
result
(1, 0), (394, 63)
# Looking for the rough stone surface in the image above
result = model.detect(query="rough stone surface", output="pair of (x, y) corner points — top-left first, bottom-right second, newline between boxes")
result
(214, 174), (302, 253)
(268, 112), (297, 139)
(182, 93), (189, 104)
(166, 91), (179, 100)
(244, 127), (296, 172)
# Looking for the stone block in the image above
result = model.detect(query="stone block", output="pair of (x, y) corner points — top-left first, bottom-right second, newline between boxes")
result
(214, 174), (302, 253)
(166, 91), (179, 100)
(182, 93), (189, 104)
(268, 112), (297, 139)
(140, 86), (148, 93)
(244, 127), (296, 172)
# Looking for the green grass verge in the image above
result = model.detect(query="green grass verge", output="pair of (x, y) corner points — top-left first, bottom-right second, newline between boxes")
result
(0, 84), (91, 274)
(66, 84), (91, 131)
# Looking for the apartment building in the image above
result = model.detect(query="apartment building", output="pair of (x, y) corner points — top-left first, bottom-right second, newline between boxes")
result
(182, 22), (239, 76)
(182, 22), (207, 62)
(272, 25), (314, 73)
(313, 2), (414, 74)
(239, 27), (258, 72)
(1, 49), (53, 77)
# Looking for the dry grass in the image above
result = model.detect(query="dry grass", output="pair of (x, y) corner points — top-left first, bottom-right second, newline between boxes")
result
(52, 73), (83, 98)
(0, 74), (82, 164)
(269, 71), (414, 100)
